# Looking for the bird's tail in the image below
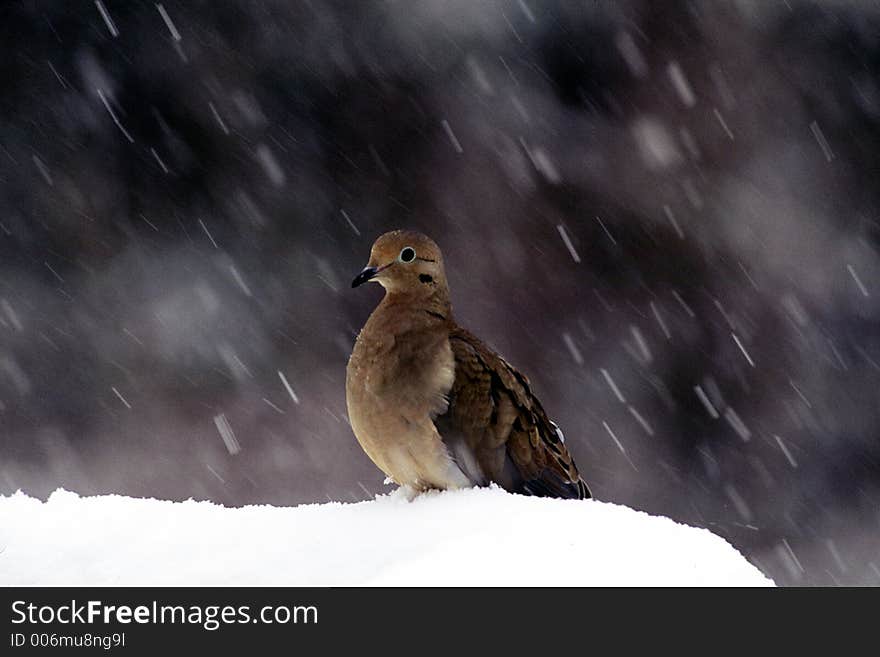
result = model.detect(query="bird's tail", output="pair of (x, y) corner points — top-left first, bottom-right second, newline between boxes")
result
(522, 469), (592, 500)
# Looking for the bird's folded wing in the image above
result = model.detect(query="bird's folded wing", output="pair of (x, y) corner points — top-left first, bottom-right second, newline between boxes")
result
(439, 326), (591, 499)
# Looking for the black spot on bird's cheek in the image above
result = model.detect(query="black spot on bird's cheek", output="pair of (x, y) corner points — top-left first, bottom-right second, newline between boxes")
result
(419, 274), (433, 284)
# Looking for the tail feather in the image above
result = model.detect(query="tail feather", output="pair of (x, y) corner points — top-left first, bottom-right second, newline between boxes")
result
(521, 469), (591, 500)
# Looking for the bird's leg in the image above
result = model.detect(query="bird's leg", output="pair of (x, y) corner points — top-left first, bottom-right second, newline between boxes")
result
(389, 483), (420, 502)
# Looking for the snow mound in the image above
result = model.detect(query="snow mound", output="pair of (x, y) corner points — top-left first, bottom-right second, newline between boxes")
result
(0, 487), (772, 586)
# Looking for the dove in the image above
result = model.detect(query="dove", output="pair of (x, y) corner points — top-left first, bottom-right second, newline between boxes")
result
(346, 229), (591, 499)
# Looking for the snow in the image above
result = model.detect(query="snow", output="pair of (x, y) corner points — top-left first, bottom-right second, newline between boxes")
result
(0, 487), (773, 586)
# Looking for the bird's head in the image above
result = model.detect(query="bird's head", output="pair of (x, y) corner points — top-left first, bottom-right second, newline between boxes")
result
(351, 230), (448, 297)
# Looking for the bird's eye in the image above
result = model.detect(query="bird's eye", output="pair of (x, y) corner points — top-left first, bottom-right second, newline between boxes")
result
(399, 247), (416, 263)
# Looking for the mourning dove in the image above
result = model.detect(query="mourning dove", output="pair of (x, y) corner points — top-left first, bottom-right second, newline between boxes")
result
(346, 229), (591, 499)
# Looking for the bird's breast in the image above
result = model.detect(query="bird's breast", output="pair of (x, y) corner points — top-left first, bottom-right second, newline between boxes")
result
(346, 324), (454, 418)
(345, 316), (458, 488)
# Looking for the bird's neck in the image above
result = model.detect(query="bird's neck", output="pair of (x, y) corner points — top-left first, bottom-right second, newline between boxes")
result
(377, 287), (453, 327)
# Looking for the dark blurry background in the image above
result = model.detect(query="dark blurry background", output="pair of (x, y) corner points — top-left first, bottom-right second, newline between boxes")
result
(1, 0), (879, 585)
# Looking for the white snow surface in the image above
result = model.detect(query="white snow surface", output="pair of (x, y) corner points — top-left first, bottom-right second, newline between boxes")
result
(0, 486), (773, 586)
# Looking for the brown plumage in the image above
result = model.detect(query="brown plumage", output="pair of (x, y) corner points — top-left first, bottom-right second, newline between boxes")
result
(346, 229), (591, 499)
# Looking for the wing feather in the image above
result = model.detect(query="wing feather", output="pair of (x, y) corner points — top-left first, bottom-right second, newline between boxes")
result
(435, 327), (591, 500)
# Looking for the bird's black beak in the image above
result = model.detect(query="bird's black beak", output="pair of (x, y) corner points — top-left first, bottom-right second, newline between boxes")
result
(351, 266), (378, 288)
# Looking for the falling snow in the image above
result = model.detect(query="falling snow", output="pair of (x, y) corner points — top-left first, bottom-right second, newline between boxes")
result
(213, 413), (241, 455)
